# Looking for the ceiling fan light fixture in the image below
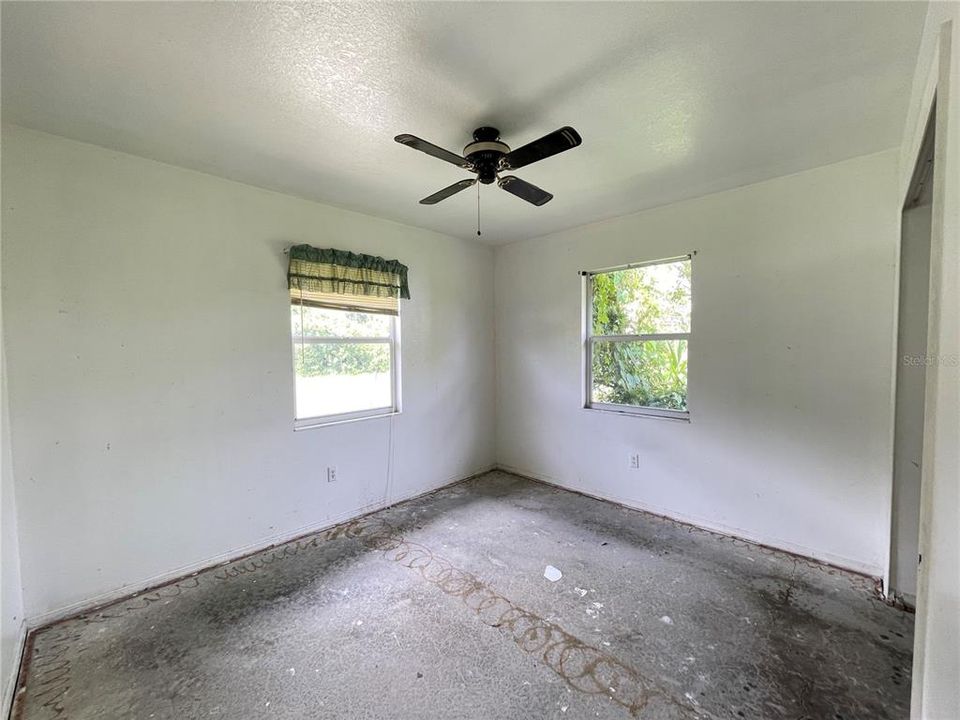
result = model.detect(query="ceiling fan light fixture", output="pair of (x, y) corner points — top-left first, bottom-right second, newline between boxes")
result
(462, 140), (511, 156)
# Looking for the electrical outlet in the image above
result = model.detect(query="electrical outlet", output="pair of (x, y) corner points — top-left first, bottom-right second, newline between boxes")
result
(629, 453), (640, 469)
(327, 466), (337, 483)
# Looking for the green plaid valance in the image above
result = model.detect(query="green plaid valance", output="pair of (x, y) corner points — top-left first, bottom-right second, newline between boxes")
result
(287, 245), (410, 315)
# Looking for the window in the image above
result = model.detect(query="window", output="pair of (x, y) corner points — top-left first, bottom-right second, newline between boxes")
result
(286, 244), (409, 428)
(583, 255), (692, 419)
(291, 305), (398, 426)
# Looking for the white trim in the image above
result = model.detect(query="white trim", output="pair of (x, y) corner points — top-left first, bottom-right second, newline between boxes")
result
(392, 310), (402, 414)
(589, 333), (690, 343)
(885, 104), (937, 601)
(496, 464), (883, 578)
(294, 408), (398, 430)
(899, 8), (947, 202)
(24, 465), (496, 630)
(294, 337), (390, 345)
(889, 3), (953, 615)
(910, 14), (960, 719)
(582, 257), (692, 420)
(581, 253), (694, 276)
(290, 308), (400, 426)
(2, 620), (27, 720)
(585, 402), (690, 422)
(581, 272), (592, 409)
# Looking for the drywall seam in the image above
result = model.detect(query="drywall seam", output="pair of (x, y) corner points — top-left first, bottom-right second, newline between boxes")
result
(496, 464), (883, 580)
(25, 465), (494, 630)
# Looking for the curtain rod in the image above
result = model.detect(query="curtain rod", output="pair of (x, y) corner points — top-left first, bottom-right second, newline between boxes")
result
(578, 251), (696, 276)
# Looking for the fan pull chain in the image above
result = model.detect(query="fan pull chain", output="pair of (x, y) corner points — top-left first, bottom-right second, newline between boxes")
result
(476, 182), (481, 237)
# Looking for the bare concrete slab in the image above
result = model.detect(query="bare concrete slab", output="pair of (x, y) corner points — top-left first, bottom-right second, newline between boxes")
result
(13, 471), (913, 719)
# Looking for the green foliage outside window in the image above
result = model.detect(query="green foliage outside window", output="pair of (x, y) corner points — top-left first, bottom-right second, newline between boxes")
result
(294, 343), (389, 377)
(292, 307), (391, 377)
(590, 260), (690, 411)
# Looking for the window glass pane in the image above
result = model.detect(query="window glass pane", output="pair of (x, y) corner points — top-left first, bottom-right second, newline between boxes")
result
(591, 339), (687, 411)
(291, 305), (391, 338)
(591, 259), (691, 336)
(294, 341), (391, 418)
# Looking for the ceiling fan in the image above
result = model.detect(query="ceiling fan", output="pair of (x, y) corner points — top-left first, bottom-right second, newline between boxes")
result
(394, 126), (582, 207)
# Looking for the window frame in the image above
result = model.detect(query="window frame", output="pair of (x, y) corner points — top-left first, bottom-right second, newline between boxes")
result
(581, 254), (692, 421)
(291, 305), (401, 430)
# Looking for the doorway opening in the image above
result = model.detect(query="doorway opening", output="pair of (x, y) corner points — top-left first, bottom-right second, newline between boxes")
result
(889, 102), (936, 607)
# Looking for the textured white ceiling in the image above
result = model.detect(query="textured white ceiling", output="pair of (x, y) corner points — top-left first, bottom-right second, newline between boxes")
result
(1, 2), (925, 244)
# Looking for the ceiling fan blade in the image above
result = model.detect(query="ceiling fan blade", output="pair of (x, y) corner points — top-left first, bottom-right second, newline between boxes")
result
(420, 178), (477, 205)
(500, 126), (582, 171)
(498, 176), (553, 206)
(395, 134), (473, 169)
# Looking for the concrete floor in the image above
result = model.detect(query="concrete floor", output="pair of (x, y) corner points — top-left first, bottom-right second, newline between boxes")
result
(14, 471), (913, 719)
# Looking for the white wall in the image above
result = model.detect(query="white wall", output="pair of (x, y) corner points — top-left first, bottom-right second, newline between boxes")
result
(495, 150), (900, 576)
(1, 3), (28, 697)
(0, 125), (496, 620)
(900, 5), (960, 718)
(1, 233), (26, 720)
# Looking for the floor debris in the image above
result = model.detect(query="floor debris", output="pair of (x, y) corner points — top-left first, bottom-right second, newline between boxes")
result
(544, 565), (563, 582)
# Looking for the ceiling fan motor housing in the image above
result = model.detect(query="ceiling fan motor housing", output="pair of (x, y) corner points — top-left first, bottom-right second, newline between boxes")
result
(463, 127), (509, 184)
(395, 123), (579, 207)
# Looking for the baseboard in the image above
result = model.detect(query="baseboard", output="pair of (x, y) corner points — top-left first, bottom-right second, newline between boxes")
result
(20, 461), (880, 651)
(495, 464), (883, 581)
(2, 620), (26, 720)
(888, 589), (917, 611)
(26, 465), (495, 630)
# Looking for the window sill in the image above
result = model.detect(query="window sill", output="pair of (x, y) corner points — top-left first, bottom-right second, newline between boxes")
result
(584, 404), (690, 423)
(294, 410), (400, 431)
